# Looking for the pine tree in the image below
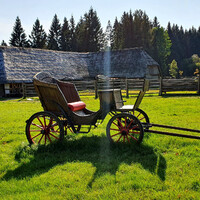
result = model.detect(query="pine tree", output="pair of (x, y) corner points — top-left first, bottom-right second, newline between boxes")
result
(75, 8), (103, 52)
(151, 27), (171, 75)
(112, 18), (123, 50)
(47, 14), (61, 50)
(9, 16), (28, 47)
(153, 17), (160, 28)
(75, 16), (86, 52)
(121, 11), (134, 48)
(29, 18), (47, 48)
(85, 7), (103, 52)
(132, 10), (152, 51)
(1, 40), (7, 46)
(60, 17), (70, 51)
(69, 15), (77, 51)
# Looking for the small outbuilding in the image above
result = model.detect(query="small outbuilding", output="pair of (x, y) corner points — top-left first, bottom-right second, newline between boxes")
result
(0, 46), (161, 97)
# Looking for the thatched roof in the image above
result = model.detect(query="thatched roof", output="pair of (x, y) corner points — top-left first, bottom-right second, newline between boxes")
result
(0, 46), (159, 84)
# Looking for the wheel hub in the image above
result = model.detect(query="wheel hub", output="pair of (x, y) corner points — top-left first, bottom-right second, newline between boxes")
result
(41, 127), (50, 135)
(121, 129), (128, 136)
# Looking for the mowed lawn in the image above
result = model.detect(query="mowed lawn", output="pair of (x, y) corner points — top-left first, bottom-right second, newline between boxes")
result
(0, 93), (200, 200)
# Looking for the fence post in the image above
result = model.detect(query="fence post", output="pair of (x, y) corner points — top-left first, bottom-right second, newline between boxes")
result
(94, 79), (98, 99)
(126, 78), (129, 98)
(22, 83), (26, 98)
(198, 75), (200, 95)
(159, 77), (162, 96)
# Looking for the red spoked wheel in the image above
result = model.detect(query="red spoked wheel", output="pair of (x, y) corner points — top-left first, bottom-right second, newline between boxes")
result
(26, 112), (64, 145)
(106, 113), (144, 144)
(133, 108), (149, 131)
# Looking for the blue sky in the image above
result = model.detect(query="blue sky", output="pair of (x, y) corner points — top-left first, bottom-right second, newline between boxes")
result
(1, 0), (200, 43)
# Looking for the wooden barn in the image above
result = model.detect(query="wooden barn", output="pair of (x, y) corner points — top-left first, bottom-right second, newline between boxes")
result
(0, 46), (161, 97)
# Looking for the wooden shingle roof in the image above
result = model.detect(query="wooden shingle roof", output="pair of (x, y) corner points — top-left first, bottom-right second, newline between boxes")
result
(0, 46), (159, 83)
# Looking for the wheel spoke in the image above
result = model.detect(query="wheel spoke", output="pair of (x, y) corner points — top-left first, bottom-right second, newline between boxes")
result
(37, 117), (44, 127)
(47, 134), (52, 143)
(31, 132), (42, 139)
(31, 122), (43, 129)
(129, 125), (138, 130)
(127, 133), (138, 141)
(30, 129), (42, 132)
(116, 134), (123, 143)
(45, 134), (47, 145)
(38, 134), (44, 144)
(50, 129), (60, 134)
(126, 135), (130, 143)
(139, 117), (145, 121)
(117, 118), (123, 128)
(110, 132), (122, 137)
(50, 122), (58, 128)
(110, 128), (121, 131)
(112, 121), (122, 129)
(126, 119), (134, 129)
(43, 116), (48, 127)
(49, 133), (59, 140)
(47, 117), (53, 129)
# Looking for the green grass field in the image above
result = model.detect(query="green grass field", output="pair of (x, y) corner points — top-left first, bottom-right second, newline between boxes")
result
(0, 93), (200, 199)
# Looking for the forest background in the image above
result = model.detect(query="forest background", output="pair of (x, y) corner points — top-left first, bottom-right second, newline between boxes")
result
(1, 8), (200, 77)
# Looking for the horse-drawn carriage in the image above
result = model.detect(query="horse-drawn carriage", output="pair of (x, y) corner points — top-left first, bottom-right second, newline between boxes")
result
(25, 72), (200, 145)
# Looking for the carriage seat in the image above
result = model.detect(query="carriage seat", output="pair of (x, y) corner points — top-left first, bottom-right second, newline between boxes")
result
(33, 72), (88, 115)
(115, 79), (149, 111)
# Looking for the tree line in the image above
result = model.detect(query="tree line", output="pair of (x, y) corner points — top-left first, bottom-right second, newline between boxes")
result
(1, 8), (200, 77)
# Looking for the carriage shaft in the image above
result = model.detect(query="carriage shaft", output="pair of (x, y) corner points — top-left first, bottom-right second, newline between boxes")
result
(150, 123), (200, 133)
(146, 123), (200, 139)
(146, 129), (200, 139)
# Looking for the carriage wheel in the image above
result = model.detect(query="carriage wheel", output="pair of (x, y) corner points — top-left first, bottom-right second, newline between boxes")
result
(106, 113), (144, 144)
(133, 108), (149, 130)
(26, 112), (64, 145)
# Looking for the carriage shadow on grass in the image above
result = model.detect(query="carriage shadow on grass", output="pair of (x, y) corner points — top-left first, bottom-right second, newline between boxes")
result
(3, 135), (166, 186)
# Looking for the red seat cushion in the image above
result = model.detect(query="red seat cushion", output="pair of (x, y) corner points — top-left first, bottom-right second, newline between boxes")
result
(68, 101), (86, 111)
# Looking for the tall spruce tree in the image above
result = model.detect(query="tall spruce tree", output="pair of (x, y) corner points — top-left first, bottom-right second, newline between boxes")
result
(151, 27), (171, 75)
(84, 7), (103, 52)
(9, 16), (28, 47)
(60, 17), (70, 51)
(75, 16), (86, 52)
(133, 10), (152, 51)
(112, 17), (123, 50)
(29, 18), (47, 48)
(121, 11), (134, 48)
(153, 16), (160, 28)
(47, 14), (61, 50)
(75, 8), (103, 52)
(69, 15), (77, 51)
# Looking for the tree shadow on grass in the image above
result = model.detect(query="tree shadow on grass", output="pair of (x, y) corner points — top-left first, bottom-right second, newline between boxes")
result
(3, 135), (166, 186)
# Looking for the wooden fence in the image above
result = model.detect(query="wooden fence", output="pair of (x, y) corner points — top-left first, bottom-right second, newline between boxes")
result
(21, 77), (200, 98)
(159, 76), (200, 95)
(22, 78), (160, 98)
